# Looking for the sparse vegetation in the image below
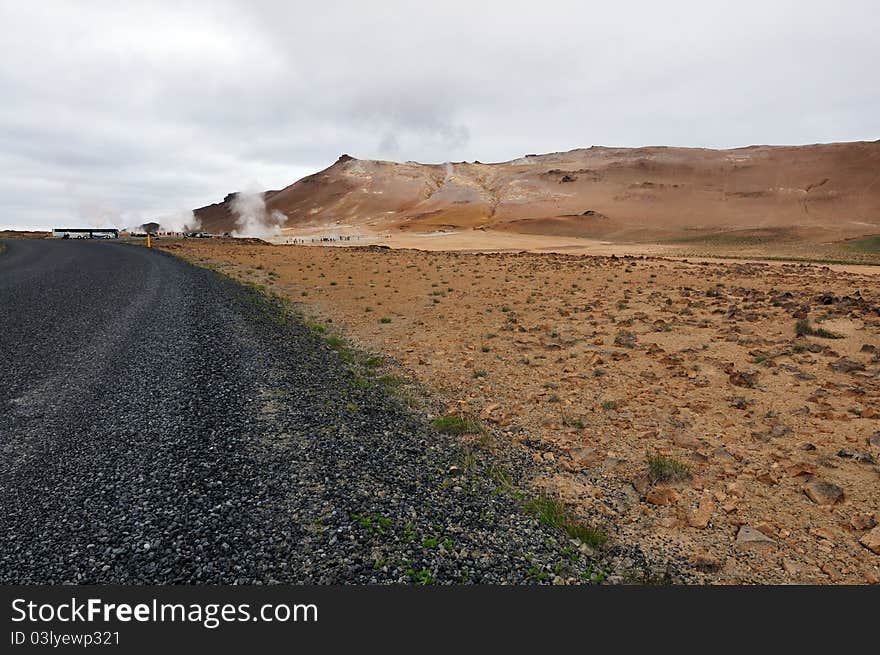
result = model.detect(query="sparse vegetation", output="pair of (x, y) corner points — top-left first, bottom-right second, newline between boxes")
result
(523, 495), (607, 547)
(324, 334), (344, 350)
(432, 414), (484, 435)
(795, 318), (842, 339)
(647, 454), (691, 483)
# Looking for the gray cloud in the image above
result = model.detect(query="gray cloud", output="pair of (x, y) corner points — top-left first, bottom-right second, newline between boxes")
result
(1, 0), (877, 229)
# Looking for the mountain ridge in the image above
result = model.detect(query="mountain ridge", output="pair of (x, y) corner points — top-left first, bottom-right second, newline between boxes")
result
(194, 140), (880, 243)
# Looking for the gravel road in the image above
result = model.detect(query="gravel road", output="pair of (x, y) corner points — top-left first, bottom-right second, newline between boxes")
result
(0, 240), (612, 584)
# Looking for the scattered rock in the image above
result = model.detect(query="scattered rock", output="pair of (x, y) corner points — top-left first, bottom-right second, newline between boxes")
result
(729, 370), (758, 388)
(782, 558), (805, 576)
(754, 522), (777, 538)
(614, 330), (637, 348)
(646, 488), (678, 506)
(712, 446), (738, 463)
(736, 526), (777, 550)
(809, 526), (836, 542)
(851, 513), (877, 531)
(730, 396), (749, 410)
(631, 473), (651, 496)
(673, 433), (702, 449)
(829, 358), (866, 374)
(803, 480), (845, 506)
(689, 549), (722, 571)
(687, 496), (715, 528)
(859, 526), (880, 555)
(568, 447), (600, 468)
(787, 462), (817, 477)
(837, 449), (876, 464)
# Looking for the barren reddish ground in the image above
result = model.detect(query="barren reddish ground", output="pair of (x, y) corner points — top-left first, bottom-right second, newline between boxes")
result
(158, 238), (880, 584)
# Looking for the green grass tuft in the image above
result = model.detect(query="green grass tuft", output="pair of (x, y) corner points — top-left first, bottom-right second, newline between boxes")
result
(647, 454), (691, 483)
(795, 318), (842, 339)
(524, 495), (607, 547)
(432, 414), (484, 435)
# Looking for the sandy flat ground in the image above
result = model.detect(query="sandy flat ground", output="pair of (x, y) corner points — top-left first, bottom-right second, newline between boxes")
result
(275, 226), (673, 255)
(273, 227), (880, 276)
(156, 237), (880, 584)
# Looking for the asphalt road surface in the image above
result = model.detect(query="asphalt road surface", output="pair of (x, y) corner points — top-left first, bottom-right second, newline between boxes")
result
(0, 239), (608, 584)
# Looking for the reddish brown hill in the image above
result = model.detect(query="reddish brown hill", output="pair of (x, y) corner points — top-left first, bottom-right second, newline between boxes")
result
(195, 141), (880, 243)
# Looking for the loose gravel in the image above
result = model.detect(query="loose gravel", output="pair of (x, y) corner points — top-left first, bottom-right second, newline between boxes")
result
(0, 240), (664, 584)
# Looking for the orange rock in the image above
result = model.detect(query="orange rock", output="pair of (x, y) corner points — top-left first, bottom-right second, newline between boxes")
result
(687, 495), (715, 529)
(851, 513), (877, 531)
(689, 549), (722, 571)
(646, 488), (678, 506)
(782, 558), (804, 576)
(860, 526), (880, 555)
(754, 522), (777, 538)
(803, 480), (844, 506)
(809, 527), (836, 542)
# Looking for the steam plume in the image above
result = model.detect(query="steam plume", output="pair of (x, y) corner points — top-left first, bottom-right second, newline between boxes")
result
(230, 189), (284, 238)
(158, 209), (200, 232)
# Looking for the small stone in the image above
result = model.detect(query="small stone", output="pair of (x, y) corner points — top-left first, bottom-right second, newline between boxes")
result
(809, 527), (836, 542)
(829, 357), (865, 374)
(631, 473), (651, 496)
(736, 526), (777, 550)
(568, 447), (599, 467)
(851, 513), (877, 531)
(673, 433), (702, 449)
(860, 526), (880, 555)
(803, 480), (844, 506)
(837, 449), (876, 464)
(730, 396), (749, 410)
(782, 558), (804, 576)
(729, 370), (758, 388)
(754, 522), (776, 538)
(787, 462), (816, 477)
(712, 446), (738, 463)
(689, 549), (721, 571)
(646, 488), (678, 506)
(687, 496), (715, 529)
(821, 562), (840, 579)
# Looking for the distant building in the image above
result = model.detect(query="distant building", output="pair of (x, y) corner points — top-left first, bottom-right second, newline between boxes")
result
(52, 228), (119, 239)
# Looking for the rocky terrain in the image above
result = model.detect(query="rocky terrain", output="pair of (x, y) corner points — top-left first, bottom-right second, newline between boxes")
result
(193, 141), (880, 253)
(159, 238), (880, 584)
(1, 239), (639, 585)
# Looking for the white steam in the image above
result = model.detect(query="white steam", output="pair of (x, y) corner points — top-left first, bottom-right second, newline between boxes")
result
(230, 189), (285, 238)
(157, 209), (201, 232)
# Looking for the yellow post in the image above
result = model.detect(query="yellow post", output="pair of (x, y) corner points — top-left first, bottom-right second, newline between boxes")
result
(147, 233), (151, 248)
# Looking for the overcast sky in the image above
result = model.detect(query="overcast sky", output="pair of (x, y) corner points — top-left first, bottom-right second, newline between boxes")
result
(1, 0), (877, 229)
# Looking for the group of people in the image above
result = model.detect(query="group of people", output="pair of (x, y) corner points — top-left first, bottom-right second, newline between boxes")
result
(286, 235), (362, 244)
